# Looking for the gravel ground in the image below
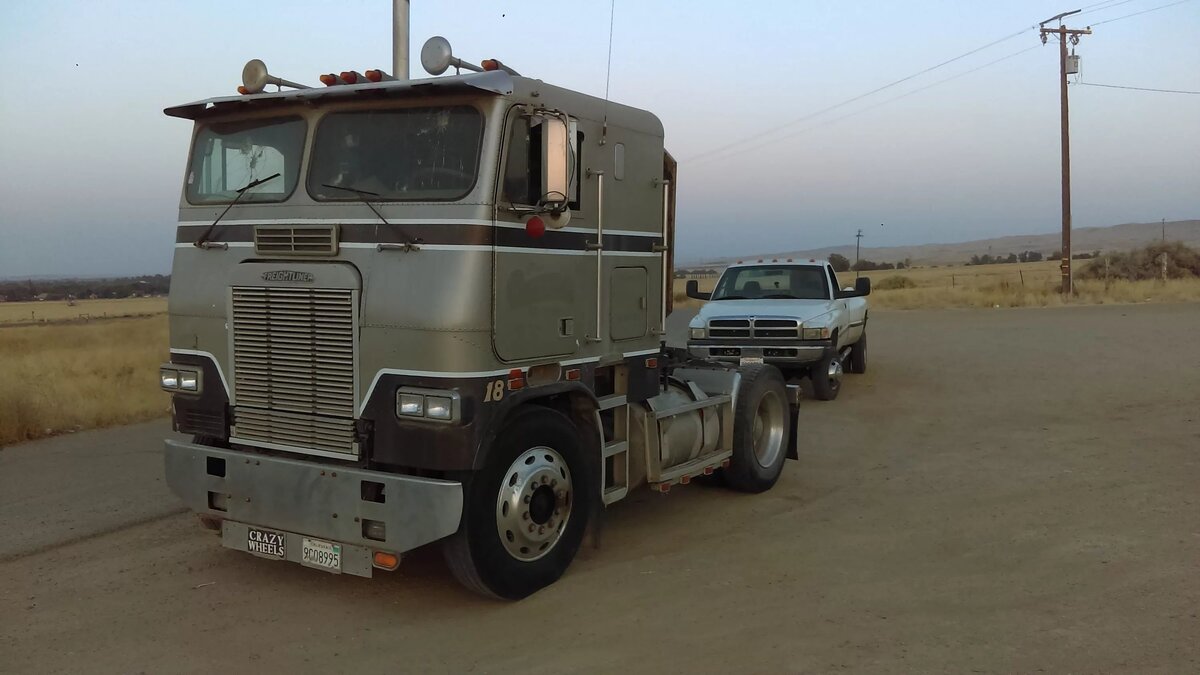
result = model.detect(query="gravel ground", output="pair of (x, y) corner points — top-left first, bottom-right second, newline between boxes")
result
(2, 303), (1198, 673)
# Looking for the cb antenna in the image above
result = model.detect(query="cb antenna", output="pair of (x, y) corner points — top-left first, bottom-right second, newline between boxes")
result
(601, 0), (616, 144)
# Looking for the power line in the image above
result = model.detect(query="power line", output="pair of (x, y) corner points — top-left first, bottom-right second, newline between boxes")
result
(689, 44), (1042, 166)
(681, 25), (1036, 163)
(1078, 0), (1139, 16)
(1090, 0), (1197, 25)
(1077, 82), (1200, 93)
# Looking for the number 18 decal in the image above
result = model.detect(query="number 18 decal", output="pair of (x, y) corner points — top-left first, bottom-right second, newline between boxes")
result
(484, 379), (505, 402)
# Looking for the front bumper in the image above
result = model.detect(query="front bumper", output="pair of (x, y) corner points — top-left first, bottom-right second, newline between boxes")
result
(164, 439), (463, 567)
(687, 339), (833, 365)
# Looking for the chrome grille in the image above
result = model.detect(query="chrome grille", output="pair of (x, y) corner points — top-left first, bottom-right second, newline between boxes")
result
(230, 286), (358, 457)
(254, 225), (339, 255)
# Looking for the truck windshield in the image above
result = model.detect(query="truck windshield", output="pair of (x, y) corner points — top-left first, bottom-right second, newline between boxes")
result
(710, 265), (830, 300)
(308, 106), (483, 202)
(186, 116), (306, 204)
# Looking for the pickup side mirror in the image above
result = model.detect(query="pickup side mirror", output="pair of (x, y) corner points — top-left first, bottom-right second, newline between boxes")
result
(686, 279), (711, 300)
(855, 277), (871, 296)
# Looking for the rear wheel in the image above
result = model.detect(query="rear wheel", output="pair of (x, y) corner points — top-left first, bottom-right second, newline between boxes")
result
(443, 406), (593, 600)
(725, 364), (790, 493)
(847, 331), (868, 374)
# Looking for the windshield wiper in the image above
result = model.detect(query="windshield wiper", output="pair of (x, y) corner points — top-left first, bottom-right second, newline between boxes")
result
(712, 295), (748, 301)
(194, 173), (280, 248)
(763, 294), (802, 299)
(321, 183), (421, 252)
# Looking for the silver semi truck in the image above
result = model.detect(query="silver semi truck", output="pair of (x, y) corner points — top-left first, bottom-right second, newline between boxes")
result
(160, 16), (799, 599)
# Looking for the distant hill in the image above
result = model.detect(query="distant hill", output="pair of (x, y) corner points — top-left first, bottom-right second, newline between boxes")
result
(688, 219), (1200, 268)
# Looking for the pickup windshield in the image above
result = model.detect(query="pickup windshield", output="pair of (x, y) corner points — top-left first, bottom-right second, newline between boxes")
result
(186, 116), (306, 204)
(710, 265), (830, 301)
(308, 106), (484, 201)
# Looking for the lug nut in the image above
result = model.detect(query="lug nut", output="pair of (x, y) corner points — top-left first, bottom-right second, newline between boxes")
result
(551, 479), (557, 487)
(528, 524), (535, 532)
(523, 495), (531, 504)
(522, 512), (530, 520)
(538, 526), (545, 535)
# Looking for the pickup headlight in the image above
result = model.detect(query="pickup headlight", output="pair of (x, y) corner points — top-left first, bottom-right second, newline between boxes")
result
(802, 326), (831, 340)
(396, 388), (461, 423)
(160, 364), (202, 393)
(690, 328), (705, 340)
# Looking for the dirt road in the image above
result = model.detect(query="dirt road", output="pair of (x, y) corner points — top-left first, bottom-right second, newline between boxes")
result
(3, 304), (1198, 673)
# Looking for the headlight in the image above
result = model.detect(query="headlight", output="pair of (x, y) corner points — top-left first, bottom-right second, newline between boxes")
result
(690, 328), (705, 340)
(160, 368), (179, 390)
(425, 396), (453, 420)
(179, 372), (199, 392)
(396, 388), (460, 423)
(802, 326), (831, 340)
(397, 393), (424, 417)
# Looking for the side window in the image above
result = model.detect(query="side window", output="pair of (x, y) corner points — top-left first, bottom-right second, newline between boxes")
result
(826, 267), (840, 298)
(501, 113), (583, 209)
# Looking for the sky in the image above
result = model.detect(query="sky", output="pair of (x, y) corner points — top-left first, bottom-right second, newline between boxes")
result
(0, 0), (1197, 276)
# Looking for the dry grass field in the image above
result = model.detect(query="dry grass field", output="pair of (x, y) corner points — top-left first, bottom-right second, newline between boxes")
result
(0, 315), (169, 446)
(0, 296), (167, 325)
(675, 260), (1200, 309)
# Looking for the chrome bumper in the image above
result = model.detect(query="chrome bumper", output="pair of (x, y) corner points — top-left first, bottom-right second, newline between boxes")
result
(164, 439), (463, 557)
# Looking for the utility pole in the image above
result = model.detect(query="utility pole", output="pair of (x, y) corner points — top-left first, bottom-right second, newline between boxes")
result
(1040, 11), (1091, 296)
(855, 228), (864, 277)
(1162, 217), (1166, 243)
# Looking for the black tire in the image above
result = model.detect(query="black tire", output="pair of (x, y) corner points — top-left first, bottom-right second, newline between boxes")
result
(724, 364), (791, 493)
(847, 331), (867, 374)
(810, 347), (843, 401)
(443, 406), (593, 600)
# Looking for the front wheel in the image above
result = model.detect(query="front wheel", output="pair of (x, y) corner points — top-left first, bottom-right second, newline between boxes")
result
(810, 349), (843, 401)
(724, 364), (790, 493)
(443, 406), (593, 600)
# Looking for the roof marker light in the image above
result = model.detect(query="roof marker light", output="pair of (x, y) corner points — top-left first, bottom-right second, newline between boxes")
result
(340, 71), (364, 84)
(237, 85), (250, 95)
(365, 69), (393, 83)
(319, 73), (338, 86)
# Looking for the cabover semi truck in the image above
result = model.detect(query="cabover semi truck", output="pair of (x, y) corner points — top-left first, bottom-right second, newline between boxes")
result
(161, 6), (798, 599)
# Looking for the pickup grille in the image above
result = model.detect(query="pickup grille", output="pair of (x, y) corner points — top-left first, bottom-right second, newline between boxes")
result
(708, 319), (750, 338)
(254, 225), (339, 256)
(230, 286), (358, 457)
(752, 318), (800, 339)
(706, 317), (800, 339)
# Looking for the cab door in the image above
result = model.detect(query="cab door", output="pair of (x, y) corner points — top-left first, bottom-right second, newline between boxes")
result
(491, 109), (583, 362)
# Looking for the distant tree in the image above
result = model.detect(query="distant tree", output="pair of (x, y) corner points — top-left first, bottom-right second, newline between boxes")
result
(828, 253), (851, 272)
(1050, 250), (1062, 259)
(1004, 253), (1019, 264)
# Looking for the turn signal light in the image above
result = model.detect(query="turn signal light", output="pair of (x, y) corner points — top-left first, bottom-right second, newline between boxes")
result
(507, 368), (526, 391)
(372, 551), (400, 571)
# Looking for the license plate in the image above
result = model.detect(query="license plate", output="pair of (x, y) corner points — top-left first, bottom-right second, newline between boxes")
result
(301, 537), (342, 573)
(246, 527), (286, 559)
(739, 356), (764, 366)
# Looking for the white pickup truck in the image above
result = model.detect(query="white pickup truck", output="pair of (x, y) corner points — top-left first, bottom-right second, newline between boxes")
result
(685, 260), (870, 400)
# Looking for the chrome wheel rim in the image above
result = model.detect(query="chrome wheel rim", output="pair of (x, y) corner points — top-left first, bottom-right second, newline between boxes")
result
(751, 390), (786, 467)
(828, 357), (843, 383)
(495, 446), (572, 562)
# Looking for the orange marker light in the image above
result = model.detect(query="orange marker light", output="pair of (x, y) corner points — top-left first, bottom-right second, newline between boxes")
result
(481, 59), (499, 71)
(319, 73), (337, 86)
(340, 71), (359, 84)
(645, 357), (658, 369)
(372, 551), (400, 570)
(565, 368), (581, 381)
(365, 69), (383, 82)
(237, 85), (250, 95)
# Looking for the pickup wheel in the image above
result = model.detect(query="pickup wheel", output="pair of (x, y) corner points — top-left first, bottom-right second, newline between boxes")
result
(725, 364), (790, 493)
(443, 406), (593, 600)
(810, 349), (843, 401)
(847, 331), (868, 374)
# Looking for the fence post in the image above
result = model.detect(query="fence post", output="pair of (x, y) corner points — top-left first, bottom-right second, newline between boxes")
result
(1160, 253), (1168, 283)
(1019, 270), (1025, 287)
(951, 274), (956, 288)
(1104, 257), (1110, 290)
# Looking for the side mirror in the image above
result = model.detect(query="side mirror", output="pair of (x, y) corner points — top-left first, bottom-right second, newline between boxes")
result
(686, 279), (711, 300)
(854, 277), (871, 296)
(542, 117), (570, 206)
